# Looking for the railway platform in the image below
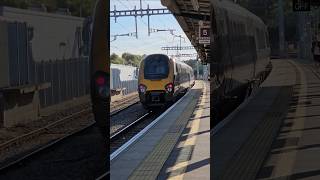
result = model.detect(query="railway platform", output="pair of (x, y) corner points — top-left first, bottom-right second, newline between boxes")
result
(213, 58), (320, 180)
(111, 80), (210, 180)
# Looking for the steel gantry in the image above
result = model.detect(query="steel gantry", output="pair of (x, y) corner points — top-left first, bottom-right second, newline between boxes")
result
(161, 0), (211, 63)
(110, 0), (172, 37)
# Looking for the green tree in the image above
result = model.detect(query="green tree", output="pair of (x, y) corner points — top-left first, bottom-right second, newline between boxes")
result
(110, 53), (124, 64)
(121, 52), (142, 67)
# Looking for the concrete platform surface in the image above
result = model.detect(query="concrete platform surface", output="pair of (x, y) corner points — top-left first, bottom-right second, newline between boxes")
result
(257, 59), (320, 180)
(158, 81), (210, 180)
(213, 59), (297, 180)
(111, 81), (206, 180)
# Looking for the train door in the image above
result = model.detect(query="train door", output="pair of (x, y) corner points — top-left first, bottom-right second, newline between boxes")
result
(222, 9), (233, 96)
(174, 62), (180, 92)
(0, 92), (3, 126)
(90, 0), (108, 137)
(211, 5), (225, 89)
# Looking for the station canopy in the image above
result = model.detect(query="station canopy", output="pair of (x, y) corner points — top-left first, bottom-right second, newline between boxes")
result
(161, 0), (210, 64)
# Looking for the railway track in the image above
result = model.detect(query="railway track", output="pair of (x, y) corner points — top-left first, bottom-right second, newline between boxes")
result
(110, 112), (151, 139)
(110, 110), (160, 155)
(110, 94), (139, 116)
(0, 106), (94, 172)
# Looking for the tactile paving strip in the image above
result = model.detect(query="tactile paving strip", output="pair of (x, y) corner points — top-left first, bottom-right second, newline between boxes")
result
(217, 86), (293, 180)
(128, 91), (202, 180)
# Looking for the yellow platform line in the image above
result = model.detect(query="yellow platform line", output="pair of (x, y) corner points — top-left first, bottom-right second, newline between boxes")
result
(168, 82), (207, 180)
(128, 83), (203, 180)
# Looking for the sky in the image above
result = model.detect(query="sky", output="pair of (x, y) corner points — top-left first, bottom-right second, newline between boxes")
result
(110, 0), (197, 61)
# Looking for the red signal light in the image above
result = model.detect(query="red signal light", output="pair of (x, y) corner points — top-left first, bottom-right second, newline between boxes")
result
(165, 83), (174, 93)
(139, 84), (147, 93)
(96, 76), (105, 86)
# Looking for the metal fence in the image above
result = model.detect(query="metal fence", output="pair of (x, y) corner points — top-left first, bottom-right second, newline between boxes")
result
(2, 19), (138, 109)
(110, 65), (138, 96)
(1, 17), (91, 108)
(6, 21), (29, 87)
(111, 79), (138, 96)
(34, 58), (90, 107)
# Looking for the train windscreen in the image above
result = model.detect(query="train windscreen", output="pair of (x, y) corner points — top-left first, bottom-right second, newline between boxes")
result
(144, 55), (169, 79)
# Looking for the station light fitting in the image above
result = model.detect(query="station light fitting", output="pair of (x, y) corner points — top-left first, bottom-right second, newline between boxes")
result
(191, 0), (200, 11)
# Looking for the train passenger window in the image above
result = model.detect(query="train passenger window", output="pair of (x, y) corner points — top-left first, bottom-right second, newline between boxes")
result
(261, 30), (266, 49)
(176, 64), (178, 73)
(219, 20), (224, 34)
(229, 21), (233, 35)
(265, 32), (270, 47)
(256, 28), (266, 49)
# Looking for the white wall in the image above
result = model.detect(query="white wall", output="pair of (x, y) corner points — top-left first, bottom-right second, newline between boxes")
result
(0, 6), (85, 61)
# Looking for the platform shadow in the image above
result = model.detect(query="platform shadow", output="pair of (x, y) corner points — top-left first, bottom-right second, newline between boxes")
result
(271, 143), (320, 155)
(280, 126), (320, 134)
(158, 157), (210, 180)
(267, 168), (320, 180)
(180, 129), (210, 141)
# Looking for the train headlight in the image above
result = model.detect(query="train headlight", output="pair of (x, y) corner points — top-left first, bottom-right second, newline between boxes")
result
(165, 83), (174, 93)
(139, 84), (147, 93)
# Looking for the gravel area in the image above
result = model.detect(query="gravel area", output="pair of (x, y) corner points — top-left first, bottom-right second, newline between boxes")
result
(110, 102), (148, 135)
(0, 104), (94, 169)
(110, 94), (139, 114)
(0, 103), (91, 145)
(0, 124), (107, 180)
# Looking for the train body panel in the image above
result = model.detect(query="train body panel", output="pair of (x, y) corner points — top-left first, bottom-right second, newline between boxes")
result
(210, 0), (271, 121)
(89, 0), (108, 136)
(138, 54), (194, 108)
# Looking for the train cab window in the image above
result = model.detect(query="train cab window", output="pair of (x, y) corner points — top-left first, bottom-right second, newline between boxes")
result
(144, 55), (169, 79)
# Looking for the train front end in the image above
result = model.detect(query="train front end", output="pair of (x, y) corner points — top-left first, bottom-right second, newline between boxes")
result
(138, 54), (175, 109)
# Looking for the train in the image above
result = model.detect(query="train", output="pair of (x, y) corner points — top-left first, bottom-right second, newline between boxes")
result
(138, 54), (195, 109)
(90, 0), (108, 136)
(210, 0), (271, 124)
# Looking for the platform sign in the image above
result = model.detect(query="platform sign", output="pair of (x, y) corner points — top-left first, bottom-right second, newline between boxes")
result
(199, 25), (210, 44)
(293, 0), (310, 11)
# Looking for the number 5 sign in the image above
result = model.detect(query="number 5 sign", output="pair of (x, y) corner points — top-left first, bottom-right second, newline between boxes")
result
(199, 25), (210, 44)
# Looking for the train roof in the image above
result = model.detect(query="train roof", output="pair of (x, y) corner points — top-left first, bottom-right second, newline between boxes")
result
(142, 54), (193, 70)
(161, 0), (210, 63)
(212, 0), (266, 27)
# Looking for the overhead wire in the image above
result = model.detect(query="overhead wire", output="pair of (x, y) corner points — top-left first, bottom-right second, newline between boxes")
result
(111, 0), (195, 56)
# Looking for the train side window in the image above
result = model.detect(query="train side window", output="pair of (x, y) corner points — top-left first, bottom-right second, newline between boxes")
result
(256, 28), (265, 50)
(261, 30), (266, 49)
(261, 29), (266, 49)
(175, 63), (178, 74)
(229, 21), (233, 35)
(233, 22), (236, 37)
(220, 20), (224, 34)
(265, 32), (270, 48)
(255, 28), (259, 50)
